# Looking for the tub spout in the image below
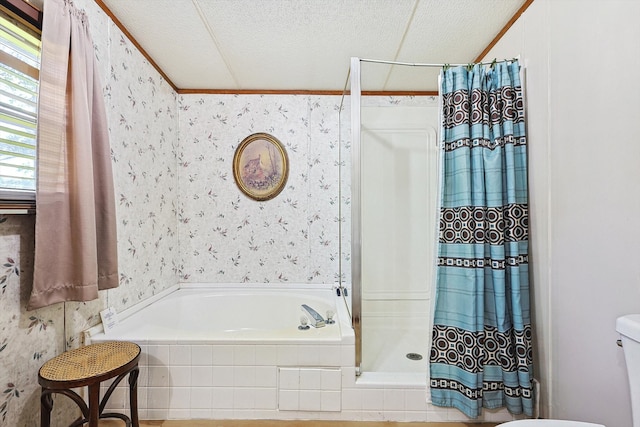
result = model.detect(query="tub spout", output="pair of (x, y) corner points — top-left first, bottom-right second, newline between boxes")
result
(301, 304), (326, 328)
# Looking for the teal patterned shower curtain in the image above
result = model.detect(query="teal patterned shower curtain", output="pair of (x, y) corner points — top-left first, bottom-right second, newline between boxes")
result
(429, 61), (534, 418)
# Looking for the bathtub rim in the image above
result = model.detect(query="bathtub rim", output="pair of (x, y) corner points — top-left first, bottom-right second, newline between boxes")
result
(84, 283), (354, 345)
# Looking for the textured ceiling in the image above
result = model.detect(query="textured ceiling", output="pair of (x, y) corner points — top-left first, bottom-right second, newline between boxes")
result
(99, 0), (529, 92)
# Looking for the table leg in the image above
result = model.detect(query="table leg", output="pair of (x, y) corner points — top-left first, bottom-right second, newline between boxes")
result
(129, 366), (140, 427)
(87, 383), (100, 427)
(40, 389), (53, 427)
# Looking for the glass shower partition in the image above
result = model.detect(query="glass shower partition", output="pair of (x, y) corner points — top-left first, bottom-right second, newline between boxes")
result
(338, 58), (361, 373)
(340, 58), (440, 383)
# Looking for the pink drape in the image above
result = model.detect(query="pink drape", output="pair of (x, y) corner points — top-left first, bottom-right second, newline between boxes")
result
(28, 0), (118, 310)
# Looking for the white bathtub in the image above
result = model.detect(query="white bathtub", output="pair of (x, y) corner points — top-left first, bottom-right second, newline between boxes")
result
(90, 284), (351, 344)
(87, 284), (356, 420)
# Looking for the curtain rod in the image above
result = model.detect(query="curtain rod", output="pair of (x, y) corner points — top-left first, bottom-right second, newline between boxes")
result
(358, 57), (518, 68)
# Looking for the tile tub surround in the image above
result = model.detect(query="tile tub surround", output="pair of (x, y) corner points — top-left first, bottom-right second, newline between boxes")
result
(99, 342), (354, 420)
(93, 352), (517, 422)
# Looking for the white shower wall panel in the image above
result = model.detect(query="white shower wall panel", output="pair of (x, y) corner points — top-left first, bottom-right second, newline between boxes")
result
(360, 105), (438, 303)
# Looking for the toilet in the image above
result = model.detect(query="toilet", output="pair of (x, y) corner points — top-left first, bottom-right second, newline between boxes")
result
(499, 314), (640, 427)
(617, 314), (640, 427)
(497, 421), (604, 427)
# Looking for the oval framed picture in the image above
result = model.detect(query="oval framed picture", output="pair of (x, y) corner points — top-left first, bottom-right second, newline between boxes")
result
(233, 133), (289, 201)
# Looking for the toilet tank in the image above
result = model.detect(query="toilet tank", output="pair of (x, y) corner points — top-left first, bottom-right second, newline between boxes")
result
(616, 314), (640, 427)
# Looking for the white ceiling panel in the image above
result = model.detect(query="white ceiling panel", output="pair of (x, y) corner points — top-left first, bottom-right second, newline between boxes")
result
(100, 0), (529, 92)
(102, 0), (237, 89)
(398, 0), (525, 62)
(195, 0), (418, 90)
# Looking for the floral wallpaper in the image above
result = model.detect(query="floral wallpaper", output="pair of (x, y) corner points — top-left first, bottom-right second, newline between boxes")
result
(0, 214), (55, 427)
(177, 95), (342, 285)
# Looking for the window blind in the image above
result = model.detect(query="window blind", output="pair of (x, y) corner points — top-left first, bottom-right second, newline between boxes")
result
(0, 11), (39, 206)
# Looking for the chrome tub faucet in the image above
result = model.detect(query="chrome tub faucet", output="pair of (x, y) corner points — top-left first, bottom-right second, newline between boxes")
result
(301, 304), (326, 328)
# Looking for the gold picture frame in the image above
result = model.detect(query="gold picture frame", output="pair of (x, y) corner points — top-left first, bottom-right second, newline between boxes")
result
(233, 133), (289, 201)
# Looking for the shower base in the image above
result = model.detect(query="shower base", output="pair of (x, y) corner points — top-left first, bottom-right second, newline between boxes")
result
(360, 316), (429, 385)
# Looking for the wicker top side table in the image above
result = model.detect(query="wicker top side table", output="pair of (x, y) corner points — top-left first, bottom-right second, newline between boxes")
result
(38, 341), (141, 427)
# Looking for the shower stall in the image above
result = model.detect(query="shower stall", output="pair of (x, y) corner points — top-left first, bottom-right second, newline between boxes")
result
(339, 58), (440, 384)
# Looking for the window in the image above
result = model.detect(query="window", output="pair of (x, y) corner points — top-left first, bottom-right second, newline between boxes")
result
(0, 1), (40, 209)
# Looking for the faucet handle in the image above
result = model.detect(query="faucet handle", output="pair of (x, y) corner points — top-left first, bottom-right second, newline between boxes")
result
(298, 315), (310, 330)
(326, 310), (335, 324)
